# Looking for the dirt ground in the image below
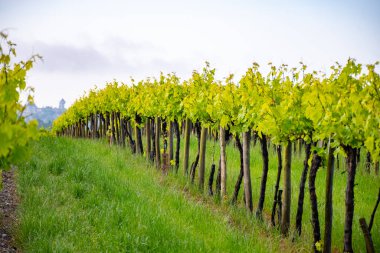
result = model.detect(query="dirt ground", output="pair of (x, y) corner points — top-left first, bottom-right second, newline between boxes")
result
(0, 169), (18, 253)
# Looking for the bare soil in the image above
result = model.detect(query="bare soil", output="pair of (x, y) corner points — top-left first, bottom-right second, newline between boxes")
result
(0, 169), (19, 253)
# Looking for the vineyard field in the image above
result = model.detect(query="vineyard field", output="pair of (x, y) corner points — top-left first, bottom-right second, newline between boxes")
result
(2, 2), (379, 252)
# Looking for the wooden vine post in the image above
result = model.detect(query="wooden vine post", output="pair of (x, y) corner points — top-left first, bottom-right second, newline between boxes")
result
(242, 131), (253, 212)
(183, 118), (191, 175)
(146, 119), (151, 162)
(155, 117), (161, 169)
(281, 140), (292, 235)
(198, 126), (208, 191)
(323, 139), (335, 253)
(219, 126), (227, 198)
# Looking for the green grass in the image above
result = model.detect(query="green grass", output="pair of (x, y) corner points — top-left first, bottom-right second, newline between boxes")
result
(181, 135), (380, 252)
(16, 136), (379, 252)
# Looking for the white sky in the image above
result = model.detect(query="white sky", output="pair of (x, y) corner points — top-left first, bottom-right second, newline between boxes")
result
(1, 0), (379, 107)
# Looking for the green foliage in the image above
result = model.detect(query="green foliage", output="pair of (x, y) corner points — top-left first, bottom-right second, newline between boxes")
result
(0, 31), (39, 170)
(53, 60), (380, 161)
(183, 62), (219, 127)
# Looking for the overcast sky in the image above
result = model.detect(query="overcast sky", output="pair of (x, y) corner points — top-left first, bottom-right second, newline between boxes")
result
(1, 0), (379, 107)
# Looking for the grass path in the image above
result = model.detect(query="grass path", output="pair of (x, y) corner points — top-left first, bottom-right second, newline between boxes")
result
(15, 137), (379, 252)
(16, 137), (281, 252)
